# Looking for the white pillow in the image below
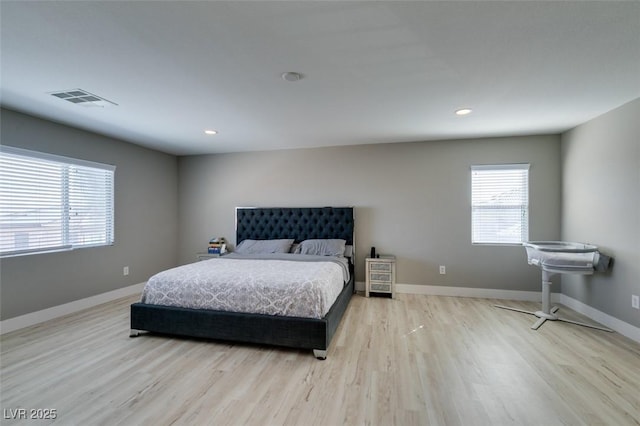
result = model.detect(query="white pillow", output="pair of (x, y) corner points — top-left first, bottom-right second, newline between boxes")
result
(294, 239), (346, 257)
(235, 239), (294, 254)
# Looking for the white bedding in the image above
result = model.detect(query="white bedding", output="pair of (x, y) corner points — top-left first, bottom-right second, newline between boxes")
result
(141, 254), (348, 319)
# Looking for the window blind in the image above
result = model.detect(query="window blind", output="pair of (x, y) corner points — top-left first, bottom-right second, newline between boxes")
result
(0, 146), (115, 257)
(471, 164), (529, 245)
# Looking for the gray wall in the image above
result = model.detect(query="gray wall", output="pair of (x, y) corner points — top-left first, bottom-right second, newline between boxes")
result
(178, 135), (561, 291)
(0, 109), (179, 320)
(561, 98), (640, 327)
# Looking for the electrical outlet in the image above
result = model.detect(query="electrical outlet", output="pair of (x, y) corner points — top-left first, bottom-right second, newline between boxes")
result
(123, 266), (129, 276)
(632, 295), (639, 310)
(439, 265), (446, 275)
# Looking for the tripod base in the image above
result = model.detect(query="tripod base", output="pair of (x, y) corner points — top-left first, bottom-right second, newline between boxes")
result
(494, 304), (612, 332)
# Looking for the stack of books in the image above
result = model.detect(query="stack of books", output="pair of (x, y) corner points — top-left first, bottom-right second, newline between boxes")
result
(208, 237), (227, 255)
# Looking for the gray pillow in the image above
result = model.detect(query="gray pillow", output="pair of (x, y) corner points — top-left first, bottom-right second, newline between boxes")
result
(235, 239), (294, 254)
(294, 239), (346, 257)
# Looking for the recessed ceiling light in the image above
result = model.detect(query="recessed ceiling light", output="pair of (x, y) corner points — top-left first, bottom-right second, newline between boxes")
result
(455, 108), (473, 116)
(281, 72), (303, 82)
(204, 129), (218, 135)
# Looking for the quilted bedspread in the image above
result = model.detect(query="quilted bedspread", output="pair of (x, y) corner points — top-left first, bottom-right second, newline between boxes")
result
(141, 253), (349, 319)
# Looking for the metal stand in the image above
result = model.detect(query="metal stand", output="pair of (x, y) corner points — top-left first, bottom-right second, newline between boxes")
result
(495, 269), (612, 332)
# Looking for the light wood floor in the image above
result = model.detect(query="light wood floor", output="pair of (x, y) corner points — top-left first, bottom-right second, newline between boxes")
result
(1, 293), (639, 426)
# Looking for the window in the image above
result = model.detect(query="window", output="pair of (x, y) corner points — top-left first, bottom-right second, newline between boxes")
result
(471, 164), (529, 245)
(0, 146), (115, 257)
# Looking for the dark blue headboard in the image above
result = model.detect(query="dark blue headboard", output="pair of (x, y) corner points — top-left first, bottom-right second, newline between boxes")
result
(236, 207), (354, 245)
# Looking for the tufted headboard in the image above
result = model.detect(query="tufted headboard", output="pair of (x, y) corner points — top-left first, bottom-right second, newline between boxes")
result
(235, 207), (354, 246)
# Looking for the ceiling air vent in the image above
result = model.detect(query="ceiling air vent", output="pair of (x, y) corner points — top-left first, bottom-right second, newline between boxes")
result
(49, 89), (117, 108)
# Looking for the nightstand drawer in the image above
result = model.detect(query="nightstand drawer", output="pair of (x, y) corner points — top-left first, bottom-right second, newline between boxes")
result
(370, 262), (392, 272)
(371, 283), (391, 292)
(370, 272), (391, 282)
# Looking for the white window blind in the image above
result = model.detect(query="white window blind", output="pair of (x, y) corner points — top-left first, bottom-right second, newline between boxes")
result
(0, 146), (115, 257)
(471, 164), (529, 245)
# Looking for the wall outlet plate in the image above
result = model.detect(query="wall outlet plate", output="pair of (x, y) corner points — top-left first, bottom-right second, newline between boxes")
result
(632, 294), (639, 310)
(439, 265), (446, 274)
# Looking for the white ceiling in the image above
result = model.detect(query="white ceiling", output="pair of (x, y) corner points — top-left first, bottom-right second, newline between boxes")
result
(1, 1), (639, 156)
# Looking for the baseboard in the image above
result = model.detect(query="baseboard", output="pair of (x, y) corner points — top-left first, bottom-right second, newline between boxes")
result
(395, 283), (562, 303)
(5, 282), (638, 344)
(358, 281), (557, 302)
(394, 283), (639, 343)
(559, 294), (640, 343)
(0, 282), (145, 335)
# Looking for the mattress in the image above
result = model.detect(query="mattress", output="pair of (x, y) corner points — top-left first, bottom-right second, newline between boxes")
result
(141, 253), (349, 319)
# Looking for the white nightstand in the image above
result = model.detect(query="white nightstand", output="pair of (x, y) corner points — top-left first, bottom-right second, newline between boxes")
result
(196, 252), (224, 261)
(365, 255), (396, 298)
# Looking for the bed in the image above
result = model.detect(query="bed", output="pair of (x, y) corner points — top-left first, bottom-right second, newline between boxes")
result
(129, 207), (355, 359)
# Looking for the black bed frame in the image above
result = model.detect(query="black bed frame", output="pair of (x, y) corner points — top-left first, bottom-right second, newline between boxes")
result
(130, 207), (355, 359)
